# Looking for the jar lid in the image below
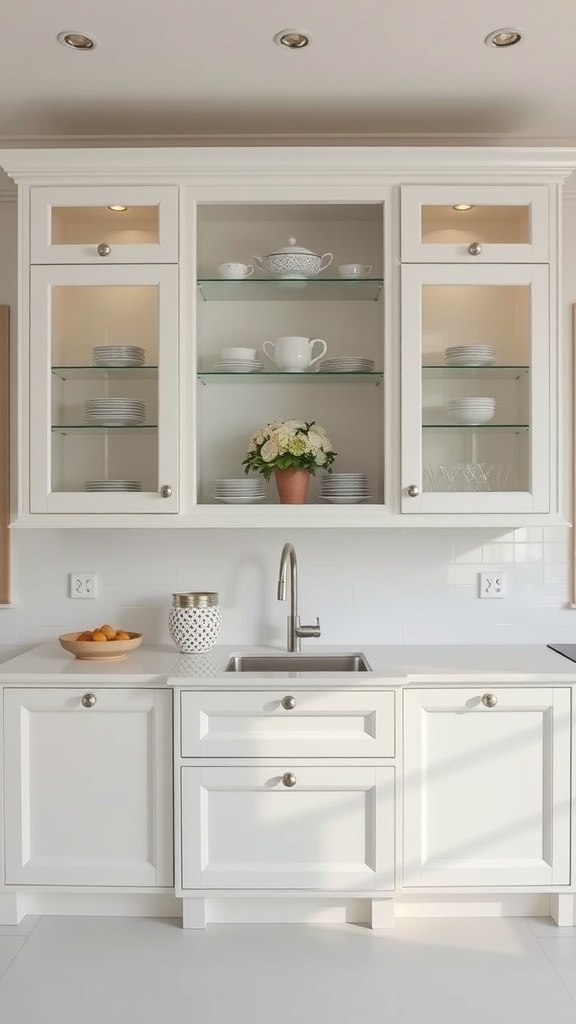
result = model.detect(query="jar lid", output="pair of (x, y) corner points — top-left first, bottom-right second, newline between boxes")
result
(172, 592), (219, 608)
(268, 237), (319, 257)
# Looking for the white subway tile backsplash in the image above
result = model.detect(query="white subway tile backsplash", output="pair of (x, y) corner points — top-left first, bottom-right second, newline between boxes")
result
(3, 524), (573, 653)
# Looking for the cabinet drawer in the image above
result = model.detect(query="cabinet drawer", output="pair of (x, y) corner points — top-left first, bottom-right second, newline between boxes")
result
(181, 765), (395, 890)
(180, 690), (395, 758)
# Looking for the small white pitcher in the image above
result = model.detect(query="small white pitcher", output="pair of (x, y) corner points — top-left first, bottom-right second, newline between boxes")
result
(262, 336), (328, 372)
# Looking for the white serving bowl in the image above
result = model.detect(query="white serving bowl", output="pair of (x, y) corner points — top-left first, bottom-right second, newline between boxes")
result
(253, 237), (333, 279)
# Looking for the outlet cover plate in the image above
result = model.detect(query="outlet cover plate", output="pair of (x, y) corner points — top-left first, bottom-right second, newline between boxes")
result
(479, 572), (507, 599)
(70, 573), (97, 599)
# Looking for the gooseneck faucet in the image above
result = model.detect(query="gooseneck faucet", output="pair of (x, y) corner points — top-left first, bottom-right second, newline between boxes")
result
(277, 542), (321, 652)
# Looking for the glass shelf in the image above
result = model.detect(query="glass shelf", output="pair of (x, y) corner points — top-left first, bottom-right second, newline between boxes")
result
(423, 424), (529, 433)
(197, 371), (383, 385)
(51, 366), (158, 381)
(51, 425), (158, 435)
(197, 279), (383, 302)
(422, 365), (530, 380)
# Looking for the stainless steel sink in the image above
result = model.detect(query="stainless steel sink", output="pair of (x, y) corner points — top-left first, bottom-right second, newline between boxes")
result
(224, 653), (371, 672)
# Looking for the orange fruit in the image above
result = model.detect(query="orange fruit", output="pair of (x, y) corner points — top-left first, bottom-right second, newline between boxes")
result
(91, 629), (108, 642)
(76, 631), (92, 641)
(113, 630), (131, 641)
(100, 624), (116, 640)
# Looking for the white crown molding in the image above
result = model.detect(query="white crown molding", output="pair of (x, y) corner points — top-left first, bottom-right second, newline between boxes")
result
(2, 144), (576, 187)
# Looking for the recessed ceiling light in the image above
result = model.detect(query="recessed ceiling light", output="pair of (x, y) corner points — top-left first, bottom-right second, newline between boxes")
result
(108, 205), (128, 212)
(57, 31), (96, 51)
(453, 204), (474, 211)
(485, 28), (522, 48)
(273, 30), (312, 49)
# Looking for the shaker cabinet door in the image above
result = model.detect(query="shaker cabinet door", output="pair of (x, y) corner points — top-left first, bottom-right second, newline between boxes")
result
(403, 687), (571, 887)
(28, 263), (179, 514)
(3, 687), (173, 886)
(401, 263), (551, 514)
(181, 765), (395, 891)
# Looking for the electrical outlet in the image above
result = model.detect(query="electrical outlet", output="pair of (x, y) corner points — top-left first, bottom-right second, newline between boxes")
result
(479, 572), (507, 599)
(70, 573), (97, 599)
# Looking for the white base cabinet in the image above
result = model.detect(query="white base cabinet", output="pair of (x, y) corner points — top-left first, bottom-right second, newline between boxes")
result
(180, 765), (395, 891)
(3, 687), (173, 887)
(403, 687), (572, 887)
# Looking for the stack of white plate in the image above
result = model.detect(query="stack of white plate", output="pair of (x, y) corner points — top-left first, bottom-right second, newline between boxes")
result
(213, 478), (266, 503)
(445, 345), (496, 366)
(85, 480), (143, 492)
(318, 357), (375, 373)
(93, 346), (146, 367)
(319, 473), (371, 503)
(84, 399), (146, 426)
(447, 397), (496, 425)
(212, 358), (263, 374)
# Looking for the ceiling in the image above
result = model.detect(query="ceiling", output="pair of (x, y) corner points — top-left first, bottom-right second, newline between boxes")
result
(2, 0), (576, 144)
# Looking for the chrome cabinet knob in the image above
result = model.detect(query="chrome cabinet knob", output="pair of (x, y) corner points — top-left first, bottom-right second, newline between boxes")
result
(467, 241), (482, 256)
(81, 693), (97, 708)
(281, 695), (296, 710)
(96, 243), (111, 257)
(282, 772), (297, 788)
(481, 693), (498, 708)
(160, 485), (173, 498)
(406, 484), (420, 497)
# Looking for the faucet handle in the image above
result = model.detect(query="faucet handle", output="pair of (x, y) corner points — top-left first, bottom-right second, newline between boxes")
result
(295, 617), (321, 639)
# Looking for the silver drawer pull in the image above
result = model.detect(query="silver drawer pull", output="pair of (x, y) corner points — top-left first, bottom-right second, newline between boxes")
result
(467, 241), (482, 256)
(281, 695), (296, 710)
(282, 772), (297, 788)
(96, 243), (111, 257)
(81, 693), (97, 708)
(481, 693), (498, 708)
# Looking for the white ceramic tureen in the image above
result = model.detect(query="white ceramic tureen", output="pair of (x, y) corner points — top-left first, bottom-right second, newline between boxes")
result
(253, 237), (333, 279)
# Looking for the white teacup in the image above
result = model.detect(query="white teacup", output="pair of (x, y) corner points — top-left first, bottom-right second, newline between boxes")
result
(337, 263), (372, 278)
(221, 347), (257, 361)
(217, 262), (254, 279)
(262, 336), (328, 373)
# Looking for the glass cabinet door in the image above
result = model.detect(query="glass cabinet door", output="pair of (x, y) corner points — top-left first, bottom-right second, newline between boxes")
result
(401, 263), (550, 514)
(28, 264), (179, 513)
(30, 187), (179, 264)
(400, 185), (549, 263)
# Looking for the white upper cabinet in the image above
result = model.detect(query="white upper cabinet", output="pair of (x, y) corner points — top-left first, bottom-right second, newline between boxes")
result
(1, 146), (574, 527)
(400, 185), (550, 263)
(30, 186), (179, 264)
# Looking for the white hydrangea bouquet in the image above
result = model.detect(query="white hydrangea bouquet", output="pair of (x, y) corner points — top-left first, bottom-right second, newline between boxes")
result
(242, 420), (337, 481)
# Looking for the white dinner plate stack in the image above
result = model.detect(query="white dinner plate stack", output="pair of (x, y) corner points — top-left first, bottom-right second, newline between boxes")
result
(445, 345), (496, 366)
(84, 398), (146, 426)
(85, 480), (143, 492)
(446, 397), (496, 424)
(318, 357), (375, 373)
(319, 473), (371, 503)
(213, 478), (266, 503)
(212, 358), (263, 373)
(93, 346), (146, 367)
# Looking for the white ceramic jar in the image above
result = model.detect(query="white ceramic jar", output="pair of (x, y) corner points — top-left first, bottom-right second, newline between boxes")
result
(168, 592), (222, 653)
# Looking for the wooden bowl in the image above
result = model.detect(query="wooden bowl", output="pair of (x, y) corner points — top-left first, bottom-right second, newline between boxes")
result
(58, 632), (143, 661)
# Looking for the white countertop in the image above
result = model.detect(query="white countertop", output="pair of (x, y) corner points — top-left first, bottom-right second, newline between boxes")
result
(0, 643), (575, 687)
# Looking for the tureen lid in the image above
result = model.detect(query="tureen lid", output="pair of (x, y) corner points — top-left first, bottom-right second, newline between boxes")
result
(268, 237), (319, 257)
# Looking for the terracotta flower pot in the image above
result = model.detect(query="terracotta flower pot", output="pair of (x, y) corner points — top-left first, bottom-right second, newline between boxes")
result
(274, 467), (311, 504)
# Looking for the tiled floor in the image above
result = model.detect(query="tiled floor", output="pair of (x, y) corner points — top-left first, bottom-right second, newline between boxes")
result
(0, 915), (575, 1023)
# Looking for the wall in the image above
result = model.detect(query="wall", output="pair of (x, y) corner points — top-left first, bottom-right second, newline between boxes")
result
(0, 193), (574, 660)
